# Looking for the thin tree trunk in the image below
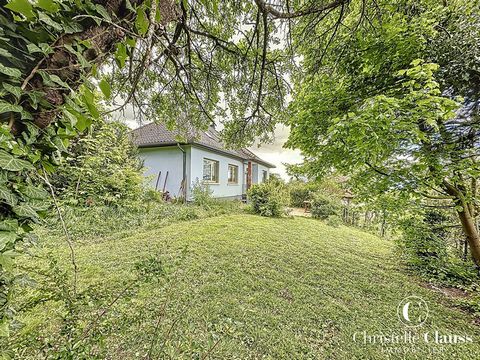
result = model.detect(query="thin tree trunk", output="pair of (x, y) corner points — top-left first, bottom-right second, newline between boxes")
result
(442, 180), (480, 266)
(456, 203), (480, 266)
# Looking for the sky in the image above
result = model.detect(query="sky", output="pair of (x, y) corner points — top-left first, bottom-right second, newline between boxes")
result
(114, 105), (303, 180)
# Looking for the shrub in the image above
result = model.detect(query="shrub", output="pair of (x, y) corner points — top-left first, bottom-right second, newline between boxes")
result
(310, 194), (342, 220)
(248, 181), (288, 217)
(51, 120), (144, 206)
(289, 183), (313, 208)
(191, 179), (214, 208)
(398, 213), (449, 277)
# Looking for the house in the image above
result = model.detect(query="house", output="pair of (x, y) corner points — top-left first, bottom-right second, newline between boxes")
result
(131, 122), (275, 200)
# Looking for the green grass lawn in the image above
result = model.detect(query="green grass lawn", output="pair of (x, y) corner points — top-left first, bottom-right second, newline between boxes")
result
(8, 214), (480, 359)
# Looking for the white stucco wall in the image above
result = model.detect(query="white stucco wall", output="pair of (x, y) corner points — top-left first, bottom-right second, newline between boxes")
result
(139, 144), (271, 200)
(138, 146), (186, 197)
(189, 146), (245, 199)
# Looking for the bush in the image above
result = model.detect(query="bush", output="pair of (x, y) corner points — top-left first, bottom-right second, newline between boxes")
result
(288, 181), (318, 207)
(51, 120), (144, 206)
(398, 212), (450, 277)
(310, 193), (342, 220)
(191, 179), (214, 208)
(248, 181), (288, 217)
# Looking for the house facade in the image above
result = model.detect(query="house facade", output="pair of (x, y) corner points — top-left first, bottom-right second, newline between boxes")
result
(131, 123), (275, 200)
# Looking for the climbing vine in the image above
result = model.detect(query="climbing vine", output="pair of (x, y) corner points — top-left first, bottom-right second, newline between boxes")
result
(0, 0), (161, 336)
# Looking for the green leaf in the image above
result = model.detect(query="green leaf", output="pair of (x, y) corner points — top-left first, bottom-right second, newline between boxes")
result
(95, 4), (111, 21)
(0, 48), (13, 58)
(0, 219), (18, 232)
(49, 74), (71, 89)
(0, 250), (17, 271)
(26, 43), (43, 53)
(115, 43), (127, 69)
(0, 150), (34, 171)
(99, 79), (111, 99)
(82, 87), (99, 118)
(0, 63), (22, 78)
(13, 203), (39, 219)
(3, 83), (22, 99)
(24, 198), (49, 211)
(0, 100), (22, 114)
(75, 112), (91, 131)
(21, 109), (33, 120)
(0, 319), (10, 337)
(135, 8), (149, 36)
(38, 12), (63, 30)
(0, 231), (16, 251)
(26, 91), (44, 109)
(19, 185), (48, 200)
(0, 186), (17, 206)
(35, 0), (60, 12)
(5, 0), (35, 19)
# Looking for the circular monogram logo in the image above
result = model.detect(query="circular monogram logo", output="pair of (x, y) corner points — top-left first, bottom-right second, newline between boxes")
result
(397, 296), (429, 327)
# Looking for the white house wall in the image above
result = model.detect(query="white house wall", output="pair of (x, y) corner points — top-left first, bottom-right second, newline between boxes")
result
(139, 145), (271, 200)
(138, 146), (186, 197)
(189, 146), (244, 199)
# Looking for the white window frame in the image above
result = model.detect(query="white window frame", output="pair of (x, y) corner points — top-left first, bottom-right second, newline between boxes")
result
(203, 158), (219, 183)
(228, 164), (239, 184)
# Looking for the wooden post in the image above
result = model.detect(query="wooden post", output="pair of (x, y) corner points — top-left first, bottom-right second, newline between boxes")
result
(155, 171), (162, 191)
(247, 162), (252, 190)
(162, 171), (169, 193)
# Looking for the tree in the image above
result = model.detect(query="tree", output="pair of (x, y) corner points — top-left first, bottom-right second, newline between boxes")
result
(286, 0), (480, 265)
(0, 0), (352, 335)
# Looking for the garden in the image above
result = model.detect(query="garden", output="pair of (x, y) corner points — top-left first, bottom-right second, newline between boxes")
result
(1, 0), (480, 359)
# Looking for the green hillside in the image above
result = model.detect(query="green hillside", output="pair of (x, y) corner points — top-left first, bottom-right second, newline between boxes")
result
(8, 214), (480, 359)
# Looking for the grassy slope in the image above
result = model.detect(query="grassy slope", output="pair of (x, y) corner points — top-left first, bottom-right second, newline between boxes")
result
(12, 214), (480, 359)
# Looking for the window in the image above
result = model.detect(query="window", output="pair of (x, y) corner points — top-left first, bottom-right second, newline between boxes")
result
(203, 158), (219, 183)
(228, 164), (239, 184)
(262, 170), (268, 183)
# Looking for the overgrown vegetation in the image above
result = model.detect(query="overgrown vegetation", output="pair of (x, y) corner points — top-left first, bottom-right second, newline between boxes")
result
(286, 0), (480, 296)
(51, 119), (144, 206)
(310, 194), (342, 221)
(247, 180), (289, 217)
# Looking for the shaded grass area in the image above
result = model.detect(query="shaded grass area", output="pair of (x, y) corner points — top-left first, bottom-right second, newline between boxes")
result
(8, 214), (480, 359)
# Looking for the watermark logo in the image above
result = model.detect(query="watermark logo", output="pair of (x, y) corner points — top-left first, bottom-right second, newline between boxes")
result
(352, 295), (474, 355)
(397, 296), (429, 327)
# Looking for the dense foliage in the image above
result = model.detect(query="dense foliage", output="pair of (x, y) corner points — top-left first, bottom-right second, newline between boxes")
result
(310, 193), (341, 221)
(51, 119), (144, 206)
(287, 0), (480, 266)
(248, 181), (289, 217)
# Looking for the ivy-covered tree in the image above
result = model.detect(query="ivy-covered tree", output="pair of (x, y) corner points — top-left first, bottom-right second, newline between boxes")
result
(286, 0), (480, 265)
(0, 0), (353, 336)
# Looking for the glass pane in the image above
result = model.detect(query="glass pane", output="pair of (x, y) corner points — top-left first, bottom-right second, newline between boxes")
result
(203, 160), (211, 181)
